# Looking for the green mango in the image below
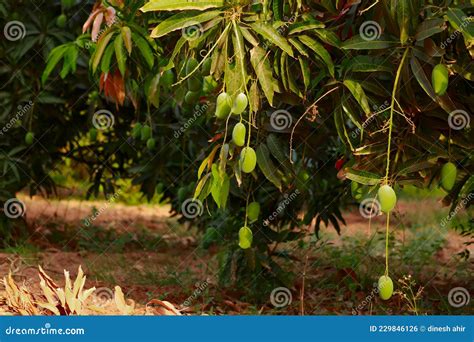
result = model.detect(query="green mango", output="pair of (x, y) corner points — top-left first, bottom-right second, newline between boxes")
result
(161, 70), (175, 87)
(440, 162), (457, 191)
(215, 92), (232, 119)
(247, 202), (260, 223)
(25, 132), (34, 145)
(140, 125), (151, 141)
(146, 138), (156, 150)
(432, 64), (449, 96)
(56, 14), (67, 28)
(132, 123), (142, 139)
(378, 184), (397, 213)
(378, 275), (394, 300)
(201, 58), (212, 75)
(232, 122), (246, 147)
(238, 226), (253, 249)
(240, 147), (257, 173)
(232, 92), (248, 115)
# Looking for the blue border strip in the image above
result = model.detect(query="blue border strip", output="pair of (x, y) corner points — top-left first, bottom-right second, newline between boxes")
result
(0, 316), (472, 342)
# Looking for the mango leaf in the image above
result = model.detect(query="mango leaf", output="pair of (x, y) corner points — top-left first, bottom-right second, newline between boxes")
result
(92, 31), (115, 74)
(314, 29), (341, 48)
(287, 20), (325, 35)
(194, 172), (211, 199)
(132, 33), (154, 69)
(409, 55), (456, 113)
(114, 34), (126, 76)
(121, 27), (133, 55)
(42, 45), (68, 84)
(396, 158), (435, 176)
(346, 55), (393, 73)
(415, 18), (446, 41)
(341, 35), (398, 50)
(343, 79), (371, 115)
(446, 8), (474, 45)
(147, 73), (160, 107)
(298, 35), (334, 76)
(250, 22), (294, 57)
(250, 46), (275, 106)
(397, 0), (411, 44)
(256, 143), (282, 190)
(298, 56), (310, 90)
(141, 0), (224, 12)
(232, 22), (248, 91)
(150, 10), (221, 38)
(289, 37), (309, 57)
(100, 43), (115, 73)
(272, 0), (283, 21)
(345, 168), (381, 185)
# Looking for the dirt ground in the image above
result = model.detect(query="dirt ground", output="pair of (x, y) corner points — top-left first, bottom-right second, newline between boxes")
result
(1, 195), (472, 315)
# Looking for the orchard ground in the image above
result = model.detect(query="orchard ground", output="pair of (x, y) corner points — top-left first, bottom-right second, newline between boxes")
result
(0, 192), (472, 315)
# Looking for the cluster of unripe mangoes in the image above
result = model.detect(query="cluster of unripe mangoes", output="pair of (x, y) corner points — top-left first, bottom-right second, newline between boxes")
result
(183, 58), (217, 105)
(131, 123), (155, 150)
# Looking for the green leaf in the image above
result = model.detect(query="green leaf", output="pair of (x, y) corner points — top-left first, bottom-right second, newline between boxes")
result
(256, 143), (282, 190)
(298, 35), (334, 76)
(397, 0), (411, 44)
(101, 43), (115, 73)
(345, 168), (381, 185)
(232, 21), (248, 92)
(343, 79), (371, 115)
(289, 38), (309, 57)
(114, 34), (126, 76)
(132, 33), (155, 69)
(314, 29), (341, 48)
(272, 0), (283, 21)
(250, 22), (294, 57)
(42, 45), (68, 84)
(415, 18), (446, 41)
(287, 21), (325, 35)
(141, 0), (224, 12)
(250, 46), (275, 106)
(341, 35), (398, 50)
(446, 8), (474, 43)
(92, 31), (115, 74)
(150, 10), (221, 38)
(346, 55), (393, 73)
(121, 26), (133, 55)
(147, 73), (160, 107)
(298, 56), (310, 90)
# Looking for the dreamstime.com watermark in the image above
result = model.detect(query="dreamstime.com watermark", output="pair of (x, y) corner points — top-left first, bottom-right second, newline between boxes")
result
(182, 280), (209, 307)
(4, 323), (85, 336)
(0, 101), (33, 137)
(82, 190), (122, 227)
(440, 193), (473, 228)
(263, 190), (300, 226)
(440, 16), (471, 49)
(351, 100), (389, 139)
(174, 103), (209, 139)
